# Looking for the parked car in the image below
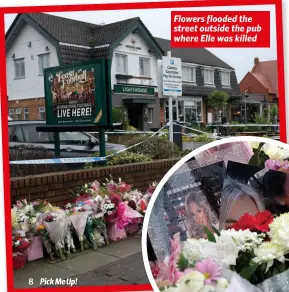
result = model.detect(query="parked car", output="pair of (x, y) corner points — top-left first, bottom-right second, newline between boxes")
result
(9, 121), (125, 158)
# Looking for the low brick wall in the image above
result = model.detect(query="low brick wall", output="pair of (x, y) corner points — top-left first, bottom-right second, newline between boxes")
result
(10, 159), (179, 206)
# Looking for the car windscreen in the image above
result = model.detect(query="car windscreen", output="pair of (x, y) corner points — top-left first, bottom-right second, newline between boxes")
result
(20, 125), (91, 145)
(59, 132), (91, 145)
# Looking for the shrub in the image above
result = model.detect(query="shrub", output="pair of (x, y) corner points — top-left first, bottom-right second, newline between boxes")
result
(125, 135), (182, 160)
(10, 145), (71, 177)
(85, 150), (152, 169)
(183, 134), (216, 143)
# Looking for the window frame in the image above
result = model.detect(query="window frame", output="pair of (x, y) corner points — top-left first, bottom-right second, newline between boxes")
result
(15, 108), (22, 120)
(38, 53), (50, 75)
(14, 58), (26, 79)
(8, 109), (14, 119)
(181, 64), (197, 83)
(139, 57), (151, 77)
(39, 106), (46, 120)
(23, 108), (29, 120)
(201, 68), (215, 86)
(220, 70), (231, 87)
(115, 53), (128, 74)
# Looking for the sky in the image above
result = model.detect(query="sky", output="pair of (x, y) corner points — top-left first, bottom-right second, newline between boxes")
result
(4, 4), (277, 82)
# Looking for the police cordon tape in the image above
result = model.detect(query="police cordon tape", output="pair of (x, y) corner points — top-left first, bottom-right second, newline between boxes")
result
(10, 123), (169, 165)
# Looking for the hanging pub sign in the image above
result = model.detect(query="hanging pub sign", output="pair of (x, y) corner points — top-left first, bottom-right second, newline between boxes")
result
(44, 60), (112, 126)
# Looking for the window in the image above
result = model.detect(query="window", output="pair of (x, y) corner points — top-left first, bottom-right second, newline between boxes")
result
(139, 57), (150, 77)
(38, 53), (50, 75)
(183, 100), (203, 123)
(148, 108), (153, 123)
(15, 108), (22, 120)
(21, 125), (51, 143)
(39, 106), (46, 120)
(23, 108), (29, 120)
(182, 65), (196, 83)
(14, 58), (25, 78)
(9, 126), (25, 142)
(221, 71), (230, 86)
(115, 53), (128, 74)
(8, 109), (14, 120)
(203, 68), (215, 85)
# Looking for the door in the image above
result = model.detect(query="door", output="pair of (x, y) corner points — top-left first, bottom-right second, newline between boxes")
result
(127, 104), (144, 130)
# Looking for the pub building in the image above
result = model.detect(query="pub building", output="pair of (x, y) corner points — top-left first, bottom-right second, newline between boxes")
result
(6, 13), (240, 129)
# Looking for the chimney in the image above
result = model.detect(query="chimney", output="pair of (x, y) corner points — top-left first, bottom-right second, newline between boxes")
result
(254, 57), (259, 65)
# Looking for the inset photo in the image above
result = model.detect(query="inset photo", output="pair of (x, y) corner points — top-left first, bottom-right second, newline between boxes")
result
(143, 137), (289, 292)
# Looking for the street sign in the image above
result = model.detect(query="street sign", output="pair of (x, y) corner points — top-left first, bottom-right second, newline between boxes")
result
(44, 60), (112, 126)
(162, 56), (182, 96)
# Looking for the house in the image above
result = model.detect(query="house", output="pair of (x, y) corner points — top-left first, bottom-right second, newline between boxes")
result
(154, 38), (240, 124)
(6, 13), (240, 130)
(237, 57), (278, 122)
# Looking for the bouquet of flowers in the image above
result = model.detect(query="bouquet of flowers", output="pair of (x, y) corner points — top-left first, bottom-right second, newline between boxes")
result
(101, 196), (117, 223)
(12, 233), (30, 252)
(41, 209), (68, 260)
(104, 176), (132, 197)
(156, 210), (289, 291)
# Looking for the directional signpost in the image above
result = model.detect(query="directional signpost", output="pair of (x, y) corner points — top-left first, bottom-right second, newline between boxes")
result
(161, 52), (182, 142)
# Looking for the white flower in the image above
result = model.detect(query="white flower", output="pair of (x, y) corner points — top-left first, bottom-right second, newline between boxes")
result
(216, 278), (229, 290)
(29, 217), (37, 225)
(14, 240), (20, 246)
(218, 229), (265, 252)
(182, 238), (207, 263)
(249, 142), (289, 160)
(253, 241), (287, 272)
(268, 213), (289, 250)
(177, 271), (205, 292)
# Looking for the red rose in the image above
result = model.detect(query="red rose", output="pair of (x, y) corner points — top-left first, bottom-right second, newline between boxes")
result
(231, 210), (274, 232)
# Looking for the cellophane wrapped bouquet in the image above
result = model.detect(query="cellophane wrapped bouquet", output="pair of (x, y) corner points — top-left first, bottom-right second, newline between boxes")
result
(152, 209), (289, 292)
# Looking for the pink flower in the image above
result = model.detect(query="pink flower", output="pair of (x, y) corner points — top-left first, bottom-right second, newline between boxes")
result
(195, 259), (222, 284)
(107, 183), (117, 193)
(91, 180), (100, 191)
(265, 159), (289, 171)
(167, 235), (182, 284)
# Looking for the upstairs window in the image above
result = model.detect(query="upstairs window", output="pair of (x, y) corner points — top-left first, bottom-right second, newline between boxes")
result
(182, 65), (196, 83)
(221, 71), (231, 86)
(202, 68), (215, 85)
(14, 58), (25, 78)
(38, 53), (50, 75)
(115, 53), (128, 74)
(139, 57), (150, 77)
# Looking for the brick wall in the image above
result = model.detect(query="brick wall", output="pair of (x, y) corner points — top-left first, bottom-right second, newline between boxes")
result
(8, 97), (45, 120)
(10, 159), (179, 206)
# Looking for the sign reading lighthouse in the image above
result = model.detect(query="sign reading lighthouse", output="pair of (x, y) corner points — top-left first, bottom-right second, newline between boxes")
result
(44, 61), (112, 126)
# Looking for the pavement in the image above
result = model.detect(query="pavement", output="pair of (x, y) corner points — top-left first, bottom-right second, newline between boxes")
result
(14, 236), (150, 288)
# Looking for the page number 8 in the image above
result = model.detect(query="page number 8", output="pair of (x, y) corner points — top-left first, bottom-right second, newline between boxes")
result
(29, 278), (34, 285)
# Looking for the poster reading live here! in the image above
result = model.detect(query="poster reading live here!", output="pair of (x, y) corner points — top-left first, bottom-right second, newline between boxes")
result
(44, 62), (108, 126)
(171, 11), (271, 48)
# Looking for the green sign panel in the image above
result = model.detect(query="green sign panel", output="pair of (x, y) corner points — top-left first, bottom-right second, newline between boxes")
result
(114, 85), (155, 96)
(44, 60), (112, 126)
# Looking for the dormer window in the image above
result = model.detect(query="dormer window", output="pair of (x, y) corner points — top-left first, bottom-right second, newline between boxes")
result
(202, 67), (215, 86)
(220, 70), (231, 87)
(182, 64), (196, 83)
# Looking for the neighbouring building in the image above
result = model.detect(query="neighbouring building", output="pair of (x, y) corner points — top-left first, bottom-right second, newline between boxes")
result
(238, 57), (278, 123)
(6, 13), (240, 130)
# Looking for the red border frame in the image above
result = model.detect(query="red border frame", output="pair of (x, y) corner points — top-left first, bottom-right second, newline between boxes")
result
(0, 0), (285, 291)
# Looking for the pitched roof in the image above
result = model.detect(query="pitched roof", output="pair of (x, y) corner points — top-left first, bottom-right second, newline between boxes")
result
(154, 37), (233, 69)
(251, 60), (278, 95)
(27, 13), (139, 47)
(7, 13), (236, 72)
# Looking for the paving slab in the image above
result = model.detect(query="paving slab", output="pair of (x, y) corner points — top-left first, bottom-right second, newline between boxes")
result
(55, 250), (118, 274)
(14, 236), (147, 288)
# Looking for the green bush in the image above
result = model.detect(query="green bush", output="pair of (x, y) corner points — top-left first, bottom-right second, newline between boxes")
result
(85, 150), (152, 169)
(183, 134), (216, 143)
(125, 135), (182, 160)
